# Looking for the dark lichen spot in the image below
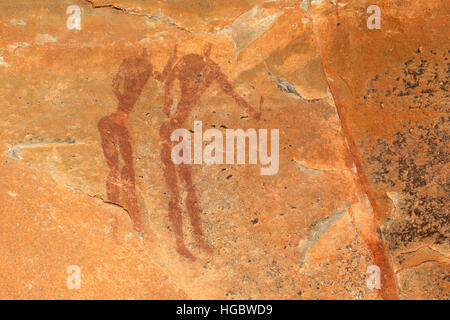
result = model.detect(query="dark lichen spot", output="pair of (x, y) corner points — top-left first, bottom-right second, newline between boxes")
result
(365, 117), (449, 249)
(364, 49), (449, 112)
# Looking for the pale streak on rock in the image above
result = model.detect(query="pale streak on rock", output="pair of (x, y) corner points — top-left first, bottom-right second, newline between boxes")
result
(301, 17), (310, 24)
(0, 56), (10, 67)
(299, 208), (347, 268)
(7, 140), (82, 160)
(35, 33), (58, 45)
(7, 191), (18, 197)
(7, 42), (30, 51)
(386, 191), (402, 218)
(291, 159), (323, 175)
(10, 19), (26, 26)
(231, 6), (282, 56)
(276, 77), (321, 102)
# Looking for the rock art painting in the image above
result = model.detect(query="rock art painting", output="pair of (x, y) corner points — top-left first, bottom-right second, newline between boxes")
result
(160, 43), (262, 260)
(98, 46), (177, 233)
(0, 0), (447, 301)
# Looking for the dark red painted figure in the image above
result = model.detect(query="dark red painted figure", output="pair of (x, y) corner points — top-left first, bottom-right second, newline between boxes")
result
(160, 44), (262, 260)
(99, 47), (177, 233)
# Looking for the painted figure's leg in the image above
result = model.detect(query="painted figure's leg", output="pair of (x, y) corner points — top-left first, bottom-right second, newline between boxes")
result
(98, 119), (121, 203)
(98, 118), (122, 240)
(178, 164), (213, 254)
(118, 131), (144, 233)
(160, 128), (196, 260)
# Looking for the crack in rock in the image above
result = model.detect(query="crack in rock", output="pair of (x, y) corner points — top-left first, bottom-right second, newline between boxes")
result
(84, 0), (194, 34)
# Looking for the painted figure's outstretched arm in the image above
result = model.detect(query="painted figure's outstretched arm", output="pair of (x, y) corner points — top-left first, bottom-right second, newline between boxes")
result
(216, 70), (262, 120)
(154, 44), (178, 82)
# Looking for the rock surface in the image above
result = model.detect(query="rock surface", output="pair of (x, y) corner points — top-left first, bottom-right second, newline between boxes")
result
(0, 0), (447, 299)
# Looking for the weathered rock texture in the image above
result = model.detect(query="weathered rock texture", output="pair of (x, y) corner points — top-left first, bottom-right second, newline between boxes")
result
(0, 0), (448, 299)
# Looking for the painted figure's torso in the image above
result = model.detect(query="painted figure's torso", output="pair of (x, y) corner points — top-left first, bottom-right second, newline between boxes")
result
(116, 57), (152, 116)
(171, 54), (221, 122)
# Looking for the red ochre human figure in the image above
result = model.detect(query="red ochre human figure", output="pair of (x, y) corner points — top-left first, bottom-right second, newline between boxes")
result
(160, 44), (262, 260)
(99, 46), (177, 233)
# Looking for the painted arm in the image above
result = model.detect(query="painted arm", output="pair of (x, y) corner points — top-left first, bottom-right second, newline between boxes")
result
(154, 44), (178, 82)
(163, 64), (178, 116)
(216, 70), (261, 120)
(112, 61), (127, 102)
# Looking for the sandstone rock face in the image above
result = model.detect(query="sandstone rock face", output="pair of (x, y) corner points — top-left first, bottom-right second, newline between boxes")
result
(0, 0), (447, 299)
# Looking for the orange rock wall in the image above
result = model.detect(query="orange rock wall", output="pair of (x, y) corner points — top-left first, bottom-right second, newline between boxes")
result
(0, 0), (448, 299)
